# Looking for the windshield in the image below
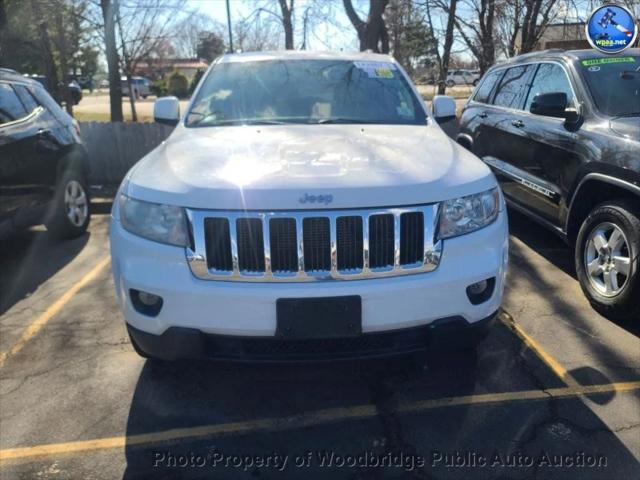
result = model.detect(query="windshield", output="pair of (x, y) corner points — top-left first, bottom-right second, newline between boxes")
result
(186, 59), (427, 127)
(579, 56), (640, 116)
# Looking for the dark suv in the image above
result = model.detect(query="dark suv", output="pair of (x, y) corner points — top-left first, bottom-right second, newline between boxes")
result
(0, 69), (91, 240)
(457, 49), (639, 320)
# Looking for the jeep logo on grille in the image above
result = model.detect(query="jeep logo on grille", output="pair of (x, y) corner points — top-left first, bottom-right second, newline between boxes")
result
(299, 193), (333, 205)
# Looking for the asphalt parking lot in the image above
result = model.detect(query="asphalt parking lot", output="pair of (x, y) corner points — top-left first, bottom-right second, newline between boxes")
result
(0, 203), (639, 479)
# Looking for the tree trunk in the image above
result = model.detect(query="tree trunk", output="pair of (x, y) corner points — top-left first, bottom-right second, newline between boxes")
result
(278, 0), (294, 50)
(29, 0), (60, 103)
(115, 5), (137, 122)
(438, 0), (457, 94)
(479, 0), (496, 74)
(344, 0), (390, 53)
(100, 0), (123, 122)
(54, 7), (73, 115)
(125, 73), (138, 122)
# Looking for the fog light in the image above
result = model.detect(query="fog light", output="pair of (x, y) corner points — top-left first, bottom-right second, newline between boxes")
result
(130, 289), (163, 317)
(138, 291), (160, 306)
(466, 277), (495, 305)
(467, 280), (488, 295)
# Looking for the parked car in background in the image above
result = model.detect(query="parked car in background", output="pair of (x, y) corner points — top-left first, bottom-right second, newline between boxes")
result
(26, 74), (82, 105)
(67, 79), (82, 104)
(446, 69), (480, 87)
(456, 48), (640, 319)
(98, 79), (109, 89)
(121, 76), (151, 99)
(110, 51), (508, 362)
(0, 69), (91, 240)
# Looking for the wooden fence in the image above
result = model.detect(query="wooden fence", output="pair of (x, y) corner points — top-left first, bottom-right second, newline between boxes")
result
(80, 122), (174, 186)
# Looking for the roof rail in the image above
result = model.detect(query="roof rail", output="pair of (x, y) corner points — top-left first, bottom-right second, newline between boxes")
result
(513, 49), (565, 61)
(0, 67), (20, 75)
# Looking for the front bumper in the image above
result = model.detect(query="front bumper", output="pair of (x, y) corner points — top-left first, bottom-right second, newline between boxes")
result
(110, 208), (508, 357)
(127, 312), (497, 361)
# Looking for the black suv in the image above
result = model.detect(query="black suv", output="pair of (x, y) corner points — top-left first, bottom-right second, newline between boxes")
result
(0, 69), (91, 240)
(457, 49), (639, 320)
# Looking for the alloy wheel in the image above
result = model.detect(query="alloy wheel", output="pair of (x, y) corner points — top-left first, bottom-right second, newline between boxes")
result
(64, 180), (88, 227)
(584, 222), (631, 297)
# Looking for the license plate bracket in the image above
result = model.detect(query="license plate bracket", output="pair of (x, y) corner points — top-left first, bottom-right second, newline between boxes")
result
(276, 296), (362, 339)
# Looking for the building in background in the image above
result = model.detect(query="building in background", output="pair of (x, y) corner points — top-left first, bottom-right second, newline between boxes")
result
(515, 22), (589, 52)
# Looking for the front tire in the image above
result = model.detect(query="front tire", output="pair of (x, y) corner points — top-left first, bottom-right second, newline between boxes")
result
(45, 168), (90, 239)
(575, 200), (640, 320)
(446, 80), (455, 88)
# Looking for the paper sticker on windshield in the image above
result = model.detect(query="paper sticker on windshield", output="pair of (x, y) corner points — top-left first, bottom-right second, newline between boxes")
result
(581, 57), (636, 67)
(354, 61), (397, 78)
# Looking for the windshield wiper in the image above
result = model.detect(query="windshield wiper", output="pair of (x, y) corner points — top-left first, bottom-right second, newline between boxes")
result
(193, 118), (289, 127)
(315, 118), (378, 124)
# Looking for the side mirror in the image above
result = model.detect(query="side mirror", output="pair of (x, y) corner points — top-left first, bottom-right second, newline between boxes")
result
(154, 96), (180, 126)
(431, 95), (457, 123)
(529, 92), (567, 119)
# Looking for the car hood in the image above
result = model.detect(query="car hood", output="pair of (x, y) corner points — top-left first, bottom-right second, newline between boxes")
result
(610, 116), (640, 142)
(123, 123), (496, 210)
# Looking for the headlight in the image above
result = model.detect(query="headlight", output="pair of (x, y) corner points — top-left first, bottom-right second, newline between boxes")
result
(438, 187), (500, 239)
(119, 195), (189, 246)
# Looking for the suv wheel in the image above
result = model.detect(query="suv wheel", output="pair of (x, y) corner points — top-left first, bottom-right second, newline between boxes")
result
(46, 168), (90, 239)
(446, 80), (455, 87)
(575, 200), (640, 320)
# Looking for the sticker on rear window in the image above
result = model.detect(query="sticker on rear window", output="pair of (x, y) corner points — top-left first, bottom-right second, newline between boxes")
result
(581, 57), (636, 66)
(354, 61), (397, 78)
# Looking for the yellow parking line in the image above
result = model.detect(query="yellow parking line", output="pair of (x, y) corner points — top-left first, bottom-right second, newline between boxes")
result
(499, 311), (580, 387)
(0, 256), (111, 369)
(2, 381), (638, 465)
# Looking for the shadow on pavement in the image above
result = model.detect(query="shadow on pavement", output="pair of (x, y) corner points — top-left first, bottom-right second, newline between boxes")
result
(507, 208), (576, 278)
(122, 353), (479, 479)
(507, 208), (639, 338)
(120, 319), (580, 479)
(0, 228), (89, 315)
(120, 347), (639, 479)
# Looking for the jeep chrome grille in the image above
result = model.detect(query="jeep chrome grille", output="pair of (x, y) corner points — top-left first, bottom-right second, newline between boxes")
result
(186, 206), (442, 282)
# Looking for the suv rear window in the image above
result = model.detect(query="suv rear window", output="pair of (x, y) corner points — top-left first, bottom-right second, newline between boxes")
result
(493, 65), (533, 109)
(0, 82), (27, 123)
(473, 70), (503, 104)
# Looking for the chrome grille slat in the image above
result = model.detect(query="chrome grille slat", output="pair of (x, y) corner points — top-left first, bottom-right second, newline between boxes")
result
(368, 214), (394, 269)
(303, 217), (331, 272)
(337, 216), (363, 272)
(236, 218), (265, 273)
(186, 206), (442, 282)
(269, 218), (297, 274)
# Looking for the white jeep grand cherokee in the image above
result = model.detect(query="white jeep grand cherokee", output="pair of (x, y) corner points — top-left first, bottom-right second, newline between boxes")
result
(110, 51), (509, 361)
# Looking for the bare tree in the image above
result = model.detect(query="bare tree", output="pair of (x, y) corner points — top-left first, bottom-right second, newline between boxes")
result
(435, 0), (496, 73)
(116, 0), (191, 120)
(29, 0), (60, 102)
(343, 0), (391, 53)
(495, 0), (523, 57)
(234, 13), (281, 51)
(173, 15), (223, 58)
(438, 0), (458, 93)
(519, 0), (559, 53)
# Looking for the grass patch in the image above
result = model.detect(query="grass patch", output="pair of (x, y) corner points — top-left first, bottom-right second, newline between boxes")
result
(73, 111), (154, 123)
